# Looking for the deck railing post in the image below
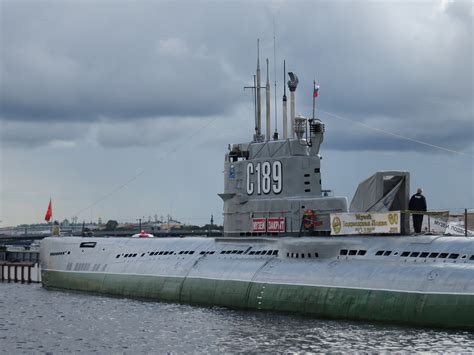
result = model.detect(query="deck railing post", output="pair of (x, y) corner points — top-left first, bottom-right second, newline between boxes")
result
(465, 208), (468, 237)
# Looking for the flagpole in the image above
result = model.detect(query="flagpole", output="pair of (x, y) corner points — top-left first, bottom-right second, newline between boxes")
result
(312, 80), (316, 120)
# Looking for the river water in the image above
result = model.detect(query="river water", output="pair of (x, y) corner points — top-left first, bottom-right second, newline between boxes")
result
(1, 283), (473, 353)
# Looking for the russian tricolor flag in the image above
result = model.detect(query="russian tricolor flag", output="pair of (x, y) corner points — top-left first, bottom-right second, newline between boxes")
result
(313, 85), (320, 98)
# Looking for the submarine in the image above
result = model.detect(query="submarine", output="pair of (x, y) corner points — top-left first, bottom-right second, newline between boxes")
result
(40, 53), (474, 329)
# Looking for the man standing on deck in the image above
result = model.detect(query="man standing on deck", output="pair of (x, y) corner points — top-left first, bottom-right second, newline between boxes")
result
(409, 188), (427, 234)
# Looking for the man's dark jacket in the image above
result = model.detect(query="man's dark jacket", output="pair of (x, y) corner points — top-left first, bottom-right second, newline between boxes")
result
(409, 193), (427, 211)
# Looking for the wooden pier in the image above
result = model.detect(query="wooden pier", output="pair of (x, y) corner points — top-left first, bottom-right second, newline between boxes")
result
(0, 246), (41, 283)
(0, 261), (41, 283)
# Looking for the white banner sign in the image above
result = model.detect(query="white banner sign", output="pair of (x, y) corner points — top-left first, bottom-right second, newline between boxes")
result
(428, 218), (472, 236)
(330, 212), (401, 235)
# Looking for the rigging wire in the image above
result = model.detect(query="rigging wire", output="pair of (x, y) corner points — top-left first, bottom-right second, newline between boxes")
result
(319, 109), (474, 159)
(72, 115), (221, 218)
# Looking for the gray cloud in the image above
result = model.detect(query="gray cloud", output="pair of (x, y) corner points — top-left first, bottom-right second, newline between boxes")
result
(0, 1), (472, 152)
(0, 2), (242, 122)
(95, 117), (211, 148)
(0, 120), (88, 148)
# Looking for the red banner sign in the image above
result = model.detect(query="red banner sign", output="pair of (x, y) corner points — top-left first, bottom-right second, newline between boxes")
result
(252, 218), (267, 232)
(251, 217), (286, 233)
(267, 217), (286, 233)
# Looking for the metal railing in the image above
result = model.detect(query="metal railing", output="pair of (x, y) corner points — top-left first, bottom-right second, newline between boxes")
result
(404, 209), (473, 236)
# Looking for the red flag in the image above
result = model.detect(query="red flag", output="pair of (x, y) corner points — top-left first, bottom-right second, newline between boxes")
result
(313, 85), (319, 98)
(45, 199), (52, 222)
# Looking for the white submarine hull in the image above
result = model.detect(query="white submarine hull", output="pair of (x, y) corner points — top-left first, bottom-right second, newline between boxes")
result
(40, 234), (474, 329)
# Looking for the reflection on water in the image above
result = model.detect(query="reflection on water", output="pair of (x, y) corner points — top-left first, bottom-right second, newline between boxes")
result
(0, 283), (473, 353)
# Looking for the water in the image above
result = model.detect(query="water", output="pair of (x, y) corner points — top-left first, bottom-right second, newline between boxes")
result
(1, 283), (473, 353)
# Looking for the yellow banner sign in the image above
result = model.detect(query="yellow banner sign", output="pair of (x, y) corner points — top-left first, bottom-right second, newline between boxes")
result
(330, 212), (401, 235)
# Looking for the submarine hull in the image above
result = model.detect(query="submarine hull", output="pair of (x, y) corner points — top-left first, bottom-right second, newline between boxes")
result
(40, 236), (474, 329)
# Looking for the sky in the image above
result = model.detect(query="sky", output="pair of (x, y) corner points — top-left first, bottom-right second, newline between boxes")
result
(0, 0), (473, 227)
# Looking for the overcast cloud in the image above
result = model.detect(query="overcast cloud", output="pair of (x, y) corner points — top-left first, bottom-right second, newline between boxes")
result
(1, 0), (472, 151)
(0, 0), (472, 226)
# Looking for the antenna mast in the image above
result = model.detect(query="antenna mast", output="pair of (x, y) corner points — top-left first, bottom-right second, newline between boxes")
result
(282, 60), (288, 139)
(256, 39), (262, 138)
(254, 75), (257, 133)
(243, 75), (258, 139)
(273, 18), (278, 139)
(265, 58), (271, 141)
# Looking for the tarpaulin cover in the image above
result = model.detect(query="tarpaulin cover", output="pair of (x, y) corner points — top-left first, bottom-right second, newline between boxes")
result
(350, 171), (409, 212)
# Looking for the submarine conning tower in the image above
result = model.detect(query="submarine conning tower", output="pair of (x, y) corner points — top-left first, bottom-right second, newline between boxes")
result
(219, 63), (348, 237)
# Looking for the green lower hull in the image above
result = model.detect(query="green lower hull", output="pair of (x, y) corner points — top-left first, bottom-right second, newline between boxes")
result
(42, 270), (474, 329)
